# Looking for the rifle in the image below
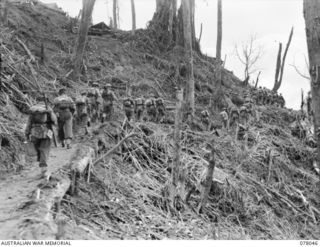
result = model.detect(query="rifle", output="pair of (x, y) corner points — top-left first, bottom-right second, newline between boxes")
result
(43, 93), (58, 147)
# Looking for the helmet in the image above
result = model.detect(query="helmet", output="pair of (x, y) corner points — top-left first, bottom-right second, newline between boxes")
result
(92, 82), (99, 87)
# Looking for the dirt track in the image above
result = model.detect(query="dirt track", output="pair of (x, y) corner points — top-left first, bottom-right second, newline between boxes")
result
(0, 145), (76, 239)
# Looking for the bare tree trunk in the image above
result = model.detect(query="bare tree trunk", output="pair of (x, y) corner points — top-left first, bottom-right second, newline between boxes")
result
(1, 0), (8, 25)
(198, 146), (215, 213)
(131, 0), (136, 34)
(182, 0), (195, 116)
(304, 0), (320, 166)
(113, 0), (118, 29)
(255, 71), (261, 88)
(273, 27), (294, 92)
(172, 89), (183, 186)
(72, 0), (96, 81)
(216, 0), (222, 60)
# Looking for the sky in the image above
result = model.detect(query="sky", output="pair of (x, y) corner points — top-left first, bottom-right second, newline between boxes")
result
(41, 0), (311, 109)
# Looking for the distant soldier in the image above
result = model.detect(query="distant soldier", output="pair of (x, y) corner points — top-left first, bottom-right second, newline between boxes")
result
(145, 98), (157, 122)
(220, 108), (229, 129)
(123, 97), (135, 122)
(25, 97), (57, 177)
(155, 97), (166, 123)
(87, 83), (102, 123)
(239, 105), (248, 126)
(134, 97), (145, 121)
(200, 110), (210, 131)
(229, 107), (239, 130)
(74, 94), (89, 135)
(53, 88), (75, 149)
(257, 87), (264, 105)
(101, 84), (117, 122)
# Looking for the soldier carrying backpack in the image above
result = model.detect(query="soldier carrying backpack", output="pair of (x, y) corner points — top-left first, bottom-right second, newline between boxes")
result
(123, 97), (135, 122)
(101, 84), (117, 122)
(25, 97), (57, 177)
(200, 110), (210, 131)
(155, 97), (166, 123)
(53, 88), (75, 149)
(145, 98), (157, 122)
(134, 97), (145, 121)
(74, 94), (90, 135)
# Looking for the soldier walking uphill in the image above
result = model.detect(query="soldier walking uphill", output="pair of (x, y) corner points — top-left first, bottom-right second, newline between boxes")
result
(134, 97), (145, 121)
(155, 97), (166, 123)
(101, 84), (117, 123)
(53, 88), (75, 149)
(229, 107), (239, 131)
(25, 97), (57, 177)
(220, 108), (229, 129)
(123, 97), (135, 122)
(200, 110), (210, 131)
(74, 93), (90, 136)
(145, 98), (157, 122)
(87, 82), (102, 123)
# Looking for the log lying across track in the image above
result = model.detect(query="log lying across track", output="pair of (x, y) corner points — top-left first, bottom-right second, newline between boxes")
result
(3, 144), (95, 240)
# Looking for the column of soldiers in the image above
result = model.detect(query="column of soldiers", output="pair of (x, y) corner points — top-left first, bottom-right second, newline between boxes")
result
(253, 87), (285, 108)
(25, 83), (168, 177)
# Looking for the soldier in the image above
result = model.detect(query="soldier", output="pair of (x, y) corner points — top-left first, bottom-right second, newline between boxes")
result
(123, 97), (135, 122)
(25, 97), (57, 177)
(134, 96), (145, 121)
(101, 84), (117, 122)
(257, 87), (264, 105)
(200, 110), (210, 131)
(155, 97), (166, 123)
(220, 107), (229, 129)
(229, 106), (239, 130)
(145, 98), (157, 122)
(53, 88), (75, 149)
(87, 83), (102, 123)
(239, 105), (248, 126)
(74, 94), (89, 136)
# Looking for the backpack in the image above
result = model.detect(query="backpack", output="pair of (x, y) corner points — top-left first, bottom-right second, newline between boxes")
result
(124, 99), (133, 108)
(156, 98), (164, 106)
(29, 104), (49, 124)
(55, 95), (74, 109)
(145, 99), (154, 107)
(135, 98), (144, 106)
(75, 96), (86, 105)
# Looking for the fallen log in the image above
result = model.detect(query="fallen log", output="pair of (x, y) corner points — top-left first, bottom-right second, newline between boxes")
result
(16, 37), (36, 62)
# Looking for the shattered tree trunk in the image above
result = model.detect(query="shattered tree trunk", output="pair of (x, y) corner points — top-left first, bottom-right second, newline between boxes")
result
(72, 0), (95, 81)
(182, 0), (195, 116)
(131, 0), (136, 34)
(216, 0), (222, 61)
(172, 89), (183, 186)
(113, 0), (118, 29)
(272, 27), (294, 92)
(304, 0), (320, 166)
(1, 0), (8, 25)
(198, 146), (215, 213)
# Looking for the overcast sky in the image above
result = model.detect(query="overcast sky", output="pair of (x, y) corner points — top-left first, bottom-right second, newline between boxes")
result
(41, 0), (311, 109)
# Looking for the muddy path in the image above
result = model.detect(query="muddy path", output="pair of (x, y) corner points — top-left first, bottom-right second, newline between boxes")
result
(0, 145), (78, 239)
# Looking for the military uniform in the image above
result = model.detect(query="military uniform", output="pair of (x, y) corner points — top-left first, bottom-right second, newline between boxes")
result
(25, 102), (57, 175)
(229, 107), (239, 130)
(279, 94), (285, 108)
(101, 85), (117, 122)
(239, 105), (248, 126)
(74, 95), (89, 135)
(134, 97), (145, 121)
(155, 98), (166, 123)
(220, 109), (229, 129)
(87, 83), (102, 123)
(145, 98), (157, 122)
(53, 91), (75, 149)
(306, 92), (312, 117)
(123, 97), (135, 122)
(200, 110), (210, 131)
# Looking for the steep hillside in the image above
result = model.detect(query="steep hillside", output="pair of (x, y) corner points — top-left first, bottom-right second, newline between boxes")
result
(0, 1), (319, 240)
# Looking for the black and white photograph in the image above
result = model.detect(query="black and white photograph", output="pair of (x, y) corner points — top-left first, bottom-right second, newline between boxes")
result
(0, 0), (319, 242)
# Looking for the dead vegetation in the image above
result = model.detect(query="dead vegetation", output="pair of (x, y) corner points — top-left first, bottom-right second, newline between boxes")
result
(0, 1), (319, 240)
